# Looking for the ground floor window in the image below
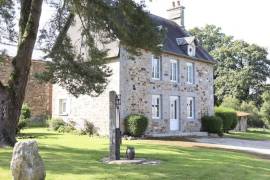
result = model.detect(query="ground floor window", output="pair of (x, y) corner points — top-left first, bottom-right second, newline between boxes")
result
(152, 95), (161, 119)
(59, 99), (67, 115)
(187, 97), (195, 119)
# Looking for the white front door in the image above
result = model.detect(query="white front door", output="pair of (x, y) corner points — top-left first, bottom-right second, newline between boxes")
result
(170, 96), (180, 131)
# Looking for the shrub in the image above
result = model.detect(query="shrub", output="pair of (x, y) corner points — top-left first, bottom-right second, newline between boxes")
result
(17, 119), (28, 134)
(17, 104), (31, 134)
(215, 107), (237, 132)
(20, 104), (31, 120)
(124, 114), (148, 137)
(80, 121), (97, 136)
(201, 116), (223, 134)
(57, 125), (75, 133)
(49, 118), (66, 131)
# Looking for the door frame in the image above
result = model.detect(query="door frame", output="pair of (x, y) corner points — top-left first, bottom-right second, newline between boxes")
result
(169, 96), (180, 131)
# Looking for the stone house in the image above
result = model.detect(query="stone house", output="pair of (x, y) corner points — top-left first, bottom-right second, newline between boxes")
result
(52, 2), (215, 136)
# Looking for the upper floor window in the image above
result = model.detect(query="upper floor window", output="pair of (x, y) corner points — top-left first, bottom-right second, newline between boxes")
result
(152, 56), (161, 80)
(170, 59), (178, 82)
(187, 62), (194, 84)
(152, 95), (161, 119)
(187, 97), (195, 119)
(59, 99), (68, 115)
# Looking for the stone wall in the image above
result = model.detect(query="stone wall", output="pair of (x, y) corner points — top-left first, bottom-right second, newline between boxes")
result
(119, 49), (214, 134)
(0, 59), (52, 120)
(52, 59), (120, 135)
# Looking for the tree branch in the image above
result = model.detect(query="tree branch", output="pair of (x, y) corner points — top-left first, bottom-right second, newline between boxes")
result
(44, 13), (74, 59)
(19, 0), (32, 44)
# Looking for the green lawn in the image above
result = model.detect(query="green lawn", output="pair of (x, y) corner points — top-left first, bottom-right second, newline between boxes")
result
(226, 128), (270, 141)
(1, 128), (270, 180)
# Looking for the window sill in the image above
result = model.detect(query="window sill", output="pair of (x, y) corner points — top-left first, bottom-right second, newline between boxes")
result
(59, 114), (68, 116)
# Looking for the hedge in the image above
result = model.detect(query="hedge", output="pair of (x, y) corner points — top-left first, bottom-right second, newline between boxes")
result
(201, 116), (223, 134)
(215, 107), (237, 132)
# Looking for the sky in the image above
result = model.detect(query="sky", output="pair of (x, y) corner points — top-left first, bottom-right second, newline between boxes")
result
(141, 0), (270, 56)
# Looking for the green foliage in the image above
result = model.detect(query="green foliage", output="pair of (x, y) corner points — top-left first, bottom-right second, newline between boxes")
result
(190, 25), (270, 105)
(36, 0), (163, 97)
(260, 91), (270, 126)
(201, 116), (223, 134)
(124, 114), (148, 137)
(220, 96), (241, 110)
(49, 118), (76, 133)
(49, 118), (66, 131)
(17, 103), (31, 134)
(17, 119), (28, 134)
(240, 101), (264, 128)
(20, 104), (31, 120)
(80, 121), (97, 136)
(189, 25), (233, 52)
(215, 107), (237, 132)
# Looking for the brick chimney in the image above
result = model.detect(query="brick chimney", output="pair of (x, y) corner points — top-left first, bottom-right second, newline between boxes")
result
(167, 0), (185, 27)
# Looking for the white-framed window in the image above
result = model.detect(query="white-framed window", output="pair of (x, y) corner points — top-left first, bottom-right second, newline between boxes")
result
(187, 62), (194, 84)
(152, 95), (161, 119)
(170, 59), (178, 82)
(152, 56), (161, 80)
(59, 99), (68, 115)
(187, 97), (195, 119)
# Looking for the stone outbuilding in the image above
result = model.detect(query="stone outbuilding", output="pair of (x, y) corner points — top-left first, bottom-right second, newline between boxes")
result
(235, 112), (250, 132)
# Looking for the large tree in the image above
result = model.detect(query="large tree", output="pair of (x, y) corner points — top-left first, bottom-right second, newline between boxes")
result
(190, 25), (270, 105)
(0, 0), (162, 146)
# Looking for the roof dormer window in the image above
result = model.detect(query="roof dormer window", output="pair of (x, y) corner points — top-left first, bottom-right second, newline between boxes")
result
(188, 44), (196, 57)
(176, 36), (196, 57)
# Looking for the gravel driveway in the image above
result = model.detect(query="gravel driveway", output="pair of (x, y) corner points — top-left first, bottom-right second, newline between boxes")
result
(192, 137), (270, 156)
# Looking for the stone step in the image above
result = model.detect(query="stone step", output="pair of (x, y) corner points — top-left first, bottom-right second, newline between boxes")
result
(148, 131), (208, 138)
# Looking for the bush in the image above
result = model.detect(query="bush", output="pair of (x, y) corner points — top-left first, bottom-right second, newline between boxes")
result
(20, 104), (31, 120)
(57, 125), (75, 133)
(240, 101), (264, 128)
(49, 118), (66, 131)
(201, 116), (223, 134)
(17, 104), (31, 134)
(80, 121), (97, 136)
(215, 107), (237, 132)
(124, 114), (148, 137)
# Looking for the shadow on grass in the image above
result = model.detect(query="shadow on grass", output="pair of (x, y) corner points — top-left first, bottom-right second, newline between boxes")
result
(17, 131), (59, 140)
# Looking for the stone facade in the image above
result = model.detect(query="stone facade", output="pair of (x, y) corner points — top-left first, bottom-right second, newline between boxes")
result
(52, 48), (214, 136)
(120, 49), (214, 135)
(52, 59), (120, 135)
(0, 59), (52, 120)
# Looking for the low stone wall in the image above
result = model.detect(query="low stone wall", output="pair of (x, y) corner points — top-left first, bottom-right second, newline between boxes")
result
(0, 58), (52, 120)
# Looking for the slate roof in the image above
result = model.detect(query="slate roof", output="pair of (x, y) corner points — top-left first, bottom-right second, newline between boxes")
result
(149, 14), (215, 63)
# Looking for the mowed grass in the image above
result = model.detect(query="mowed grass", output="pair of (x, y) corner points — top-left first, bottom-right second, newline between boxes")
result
(226, 128), (270, 141)
(1, 128), (270, 180)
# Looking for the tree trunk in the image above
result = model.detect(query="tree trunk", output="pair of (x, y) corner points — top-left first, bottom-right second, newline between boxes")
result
(0, 0), (43, 147)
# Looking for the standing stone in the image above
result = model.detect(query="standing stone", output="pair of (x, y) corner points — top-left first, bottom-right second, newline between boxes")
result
(109, 91), (117, 160)
(10, 140), (46, 180)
